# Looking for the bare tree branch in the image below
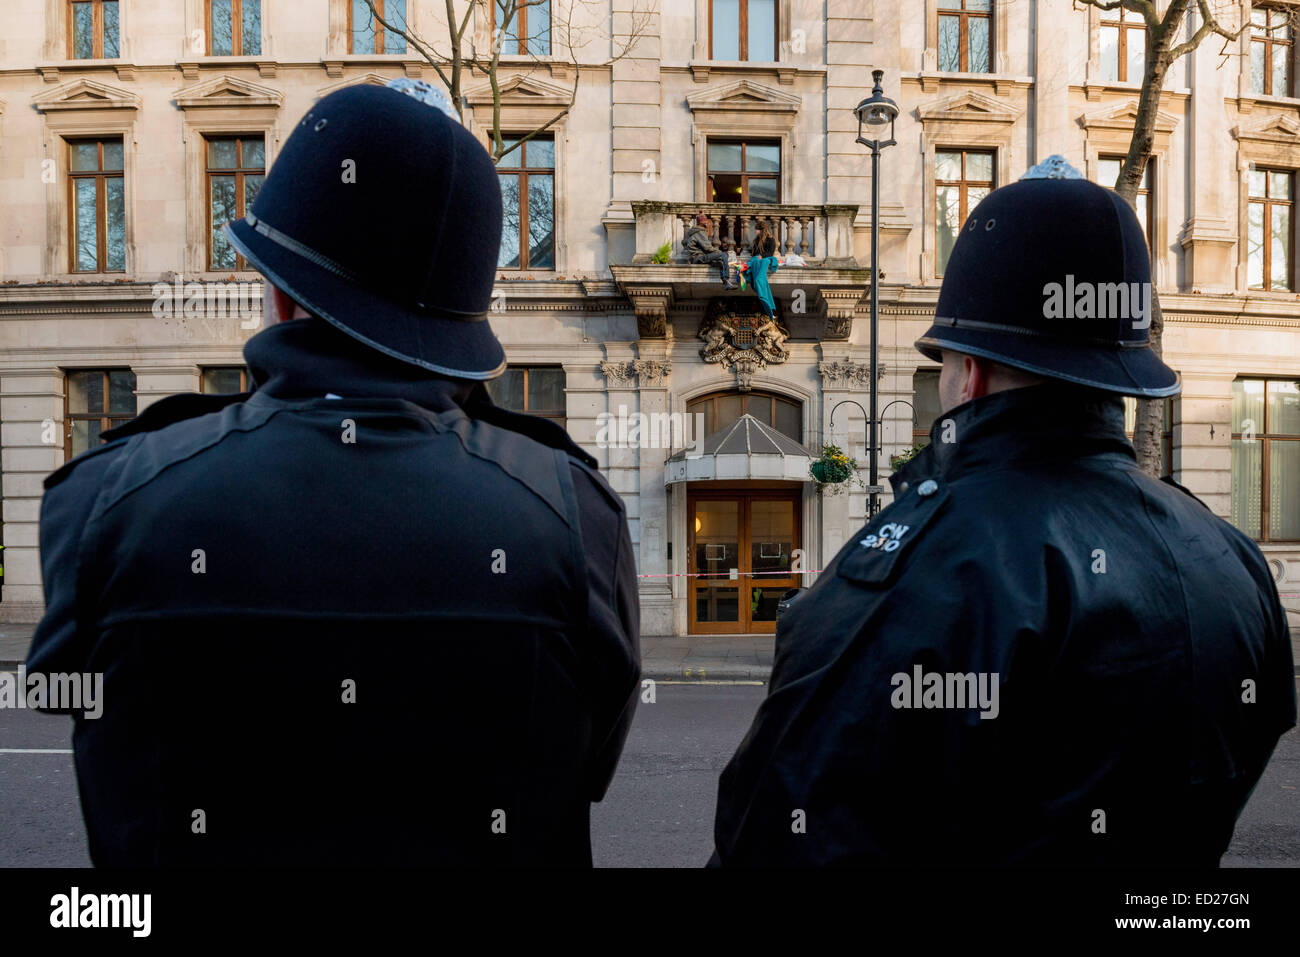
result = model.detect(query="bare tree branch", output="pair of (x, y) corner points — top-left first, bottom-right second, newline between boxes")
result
(359, 0), (654, 162)
(1168, 0), (1245, 61)
(1072, 0), (1246, 476)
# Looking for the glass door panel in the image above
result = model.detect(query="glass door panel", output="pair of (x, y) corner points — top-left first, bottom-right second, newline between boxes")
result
(693, 500), (740, 627)
(688, 492), (800, 634)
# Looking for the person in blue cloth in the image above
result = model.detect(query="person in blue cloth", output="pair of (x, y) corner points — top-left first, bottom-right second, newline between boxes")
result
(747, 219), (780, 318)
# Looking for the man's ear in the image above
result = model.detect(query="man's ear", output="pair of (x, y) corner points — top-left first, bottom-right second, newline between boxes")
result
(269, 284), (299, 323)
(960, 355), (994, 404)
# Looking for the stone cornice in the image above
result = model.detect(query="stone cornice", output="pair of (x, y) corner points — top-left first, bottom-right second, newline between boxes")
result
(32, 76), (140, 112)
(1, 283), (1296, 327)
(174, 73), (284, 109)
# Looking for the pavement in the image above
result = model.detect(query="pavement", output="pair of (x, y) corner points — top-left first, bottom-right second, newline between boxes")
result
(0, 626), (34, 671)
(638, 635), (773, 681)
(8, 621), (1300, 678)
(1, 622), (772, 681)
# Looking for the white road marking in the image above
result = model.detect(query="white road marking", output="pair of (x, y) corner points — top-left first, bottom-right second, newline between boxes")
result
(654, 680), (765, 686)
(0, 748), (73, 754)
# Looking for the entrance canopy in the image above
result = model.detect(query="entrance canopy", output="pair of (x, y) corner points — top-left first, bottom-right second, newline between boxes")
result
(665, 413), (816, 484)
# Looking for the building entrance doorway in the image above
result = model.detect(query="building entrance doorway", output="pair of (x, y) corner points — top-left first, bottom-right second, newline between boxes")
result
(687, 489), (801, 634)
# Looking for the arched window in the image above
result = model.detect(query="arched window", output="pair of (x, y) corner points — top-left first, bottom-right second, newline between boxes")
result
(687, 390), (802, 442)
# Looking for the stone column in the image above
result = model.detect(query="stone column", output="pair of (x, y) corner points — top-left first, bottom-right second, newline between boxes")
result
(597, 349), (644, 620)
(1181, 10), (1239, 294)
(0, 369), (65, 622)
(1032, 0), (1072, 160)
(817, 351), (871, 581)
(826, 0), (875, 260)
(605, 0), (663, 266)
(634, 351), (673, 636)
(1174, 371), (1234, 518)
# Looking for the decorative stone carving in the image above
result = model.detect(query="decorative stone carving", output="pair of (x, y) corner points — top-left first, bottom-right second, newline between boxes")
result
(733, 355), (761, 391)
(633, 358), (671, 387)
(820, 288), (863, 340)
(819, 359), (885, 388)
(823, 317), (853, 339)
(697, 298), (791, 385)
(600, 360), (635, 384)
(624, 284), (674, 339)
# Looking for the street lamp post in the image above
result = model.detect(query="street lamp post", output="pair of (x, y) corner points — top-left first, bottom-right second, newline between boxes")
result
(854, 70), (898, 519)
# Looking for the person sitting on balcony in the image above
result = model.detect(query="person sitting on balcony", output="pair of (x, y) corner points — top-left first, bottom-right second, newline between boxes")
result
(748, 220), (780, 319)
(682, 213), (738, 289)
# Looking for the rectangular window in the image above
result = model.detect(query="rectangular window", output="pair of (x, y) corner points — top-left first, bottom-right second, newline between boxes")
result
(350, 0), (407, 54)
(710, 0), (777, 61)
(64, 369), (135, 460)
(912, 370), (943, 449)
(494, 0), (550, 55)
(935, 149), (994, 276)
(485, 367), (566, 425)
(69, 0), (119, 59)
(68, 138), (125, 274)
(1098, 155), (1154, 255)
(207, 136), (266, 271)
(1100, 6), (1145, 82)
(1122, 396), (1174, 476)
(209, 0), (262, 56)
(707, 139), (780, 204)
(1248, 167), (1294, 291)
(498, 136), (554, 270)
(201, 367), (253, 393)
(1251, 5), (1294, 97)
(1232, 378), (1300, 542)
(937, 0), (992, 73)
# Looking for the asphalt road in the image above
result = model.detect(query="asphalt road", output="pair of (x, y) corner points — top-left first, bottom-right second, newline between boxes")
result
(1, 681), (1296, 868)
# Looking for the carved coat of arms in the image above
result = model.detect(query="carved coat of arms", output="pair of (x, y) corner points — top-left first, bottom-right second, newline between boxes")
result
(698, 299), (791, 389)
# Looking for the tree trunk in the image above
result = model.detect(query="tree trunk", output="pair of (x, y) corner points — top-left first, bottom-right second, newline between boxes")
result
(1112, 1), (1187, 477)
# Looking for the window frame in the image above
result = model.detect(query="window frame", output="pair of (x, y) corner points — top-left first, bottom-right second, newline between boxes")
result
(63, 368), (136, 461)
(686, 389), (803, 442)
(1247, 165), (1295, 292)
(934, 147), (995, 278)
(348, 0), (406, 54)
(498, 134), (556, 271)
(911, 369), (942, 449)
(1098, 154), (1155, 257)
(205, 135), (266, 272)
(708, 0), (779, 62)
(206, 0), (262, 56)
(67, 137), (125, 275)
(1100, 5), (1146, 83)
(201, 366), (254, 393)
(486, 366), (567, 425)
(67, 0), (119, 59)
(706, 137), (782, 204)
(1250, 3), (1295, 97)
(1231, 377), (1300, 543)
(494, 0), (551, 56)
(937, 0), (993, 74)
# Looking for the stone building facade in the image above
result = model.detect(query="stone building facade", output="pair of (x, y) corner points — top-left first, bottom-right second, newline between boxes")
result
(0, 0), (1297, 639)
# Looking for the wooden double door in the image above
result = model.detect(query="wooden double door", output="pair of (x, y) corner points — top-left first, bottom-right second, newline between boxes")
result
(688, 489), (801, 634)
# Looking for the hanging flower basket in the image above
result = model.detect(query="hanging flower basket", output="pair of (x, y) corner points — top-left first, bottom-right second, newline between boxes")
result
(810, 444), (855, 485)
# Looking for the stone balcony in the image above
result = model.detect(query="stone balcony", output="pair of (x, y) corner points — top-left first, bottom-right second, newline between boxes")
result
(609, 202), (869, 341)
(627, 201), (860, 267)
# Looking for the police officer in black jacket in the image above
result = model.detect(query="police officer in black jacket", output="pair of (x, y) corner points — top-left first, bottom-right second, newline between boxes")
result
(27, 81), (640, 866)
(712, 157), (1296, 867)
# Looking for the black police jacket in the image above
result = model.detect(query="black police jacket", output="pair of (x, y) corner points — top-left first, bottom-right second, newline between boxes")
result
(27, 318), (640, 867)
(713, 384), (1296, 866)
